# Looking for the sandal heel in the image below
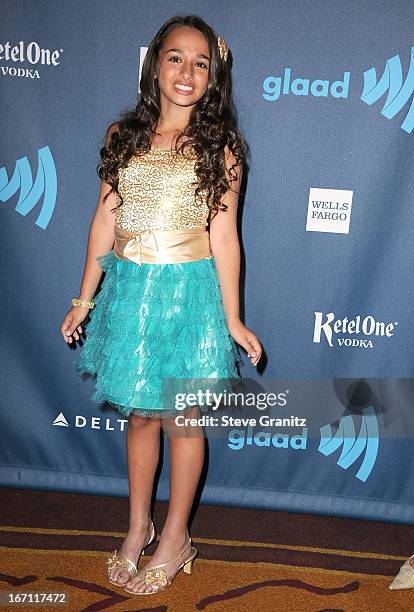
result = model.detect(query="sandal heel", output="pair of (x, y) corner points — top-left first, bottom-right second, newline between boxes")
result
(183, 547), (197, 575)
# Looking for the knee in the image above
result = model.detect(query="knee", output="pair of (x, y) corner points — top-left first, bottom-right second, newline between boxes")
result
(128, 414), (160, 431)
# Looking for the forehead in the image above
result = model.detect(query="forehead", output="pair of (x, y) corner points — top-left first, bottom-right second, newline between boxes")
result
(161, 26), (209, 55)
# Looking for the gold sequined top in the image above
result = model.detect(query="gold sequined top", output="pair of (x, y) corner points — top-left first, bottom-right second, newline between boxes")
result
(115, 148), (210, 233)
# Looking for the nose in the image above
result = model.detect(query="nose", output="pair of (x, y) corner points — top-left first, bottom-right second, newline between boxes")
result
(179, 60), (194, 80)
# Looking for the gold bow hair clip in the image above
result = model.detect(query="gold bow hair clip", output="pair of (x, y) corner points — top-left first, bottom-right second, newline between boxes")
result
(217, 36), (229, 62)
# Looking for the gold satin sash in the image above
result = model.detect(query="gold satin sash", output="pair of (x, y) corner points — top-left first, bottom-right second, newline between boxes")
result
(113, 226), (211, 265)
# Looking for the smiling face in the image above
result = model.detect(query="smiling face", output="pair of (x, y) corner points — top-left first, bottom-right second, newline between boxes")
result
(156, 26), (210, 108)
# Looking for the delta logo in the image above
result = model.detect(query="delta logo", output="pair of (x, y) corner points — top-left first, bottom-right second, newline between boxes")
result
(52, 412), (128, 431)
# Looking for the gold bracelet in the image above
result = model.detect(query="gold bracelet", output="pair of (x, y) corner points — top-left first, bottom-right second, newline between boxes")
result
(71, 298), (95, 309)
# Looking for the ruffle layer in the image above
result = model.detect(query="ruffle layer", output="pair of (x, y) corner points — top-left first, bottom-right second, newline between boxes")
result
(74, 250), (242, 418)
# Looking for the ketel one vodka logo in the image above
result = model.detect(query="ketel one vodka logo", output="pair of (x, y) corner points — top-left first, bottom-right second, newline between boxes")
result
(0, 40), (63, 79)
(313, 311), (397, 348)
(0, 146), (57, 229)
(318, 405), (379, 482)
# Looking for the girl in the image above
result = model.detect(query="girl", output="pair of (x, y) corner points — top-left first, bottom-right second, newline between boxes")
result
(60, 14), (262, 596)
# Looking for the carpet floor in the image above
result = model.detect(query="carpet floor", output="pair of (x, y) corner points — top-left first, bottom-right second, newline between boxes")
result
(0, 487), (413, 611)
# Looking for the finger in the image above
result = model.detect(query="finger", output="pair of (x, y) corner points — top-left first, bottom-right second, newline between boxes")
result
(73, 331), (79, 341)
(64, 324), (77, 343)
(252, 344), (262, 365)
(248, 342), (262, 366)
(249, 336), (262, 357)
(246, 348), (259, 366)
(242, 341), (254, 357)
(62, 327), (72, 343)
(77, 325), (83, 334)
(248, 339), (262, 364)
(246, 340), (258, 358)
(61, 319), (72, 339)
(247, 336), (261, 354)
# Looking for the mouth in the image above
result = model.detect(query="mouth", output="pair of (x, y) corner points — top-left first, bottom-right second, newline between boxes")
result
(173, 82), (195, 95)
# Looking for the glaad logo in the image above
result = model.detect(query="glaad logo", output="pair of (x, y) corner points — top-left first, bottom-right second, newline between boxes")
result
(313, 311), (397, 348)
(228, 425), (307, 450)
(0, 146), (57, 229)
(52, 413), (128, 431)
(361, 46), (414, 134)
(318, 406), (379, 482)
(263, 68), (350, 101)
(0, 41), (63, 79)
(226, 406), (379, 483)
(262, 47), (414, 133)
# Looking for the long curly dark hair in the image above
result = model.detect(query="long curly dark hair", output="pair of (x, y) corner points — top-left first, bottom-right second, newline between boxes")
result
(98, 14), (248, 221)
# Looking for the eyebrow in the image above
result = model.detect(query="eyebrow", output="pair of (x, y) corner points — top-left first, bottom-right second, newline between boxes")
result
(163, 47), (210, 61)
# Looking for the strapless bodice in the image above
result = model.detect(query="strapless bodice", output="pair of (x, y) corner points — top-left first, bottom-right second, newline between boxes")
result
(115, 148), (210, 233)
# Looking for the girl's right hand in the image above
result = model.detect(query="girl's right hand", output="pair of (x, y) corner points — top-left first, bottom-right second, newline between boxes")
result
(60, 306), (90, 344)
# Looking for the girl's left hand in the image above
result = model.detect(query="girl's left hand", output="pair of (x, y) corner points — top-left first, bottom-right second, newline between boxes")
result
(227, 319), (263, 367)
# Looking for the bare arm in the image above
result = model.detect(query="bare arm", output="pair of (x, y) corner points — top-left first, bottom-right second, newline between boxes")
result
(60, 124), (118, 343)
(209, 146), (241, 325)
(78, 174), (116, 301)
(209, 146), (262, 367)
(78, 123), (119, 300)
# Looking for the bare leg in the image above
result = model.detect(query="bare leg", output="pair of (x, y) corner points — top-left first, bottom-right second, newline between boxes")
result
(125, 407), (204, 593)
(108, 414), (161, 585)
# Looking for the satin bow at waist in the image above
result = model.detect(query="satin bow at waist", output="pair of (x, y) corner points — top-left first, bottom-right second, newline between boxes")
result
(113, 225), (211, 265)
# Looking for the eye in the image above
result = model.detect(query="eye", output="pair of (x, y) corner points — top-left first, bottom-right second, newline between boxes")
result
(168, 55), (208, 69)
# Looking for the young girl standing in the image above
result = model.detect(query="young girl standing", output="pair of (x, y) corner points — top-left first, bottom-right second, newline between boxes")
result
(60, 14), (262, 596)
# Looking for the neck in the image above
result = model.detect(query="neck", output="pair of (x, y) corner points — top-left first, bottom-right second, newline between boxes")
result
(157, 98), (192, 133)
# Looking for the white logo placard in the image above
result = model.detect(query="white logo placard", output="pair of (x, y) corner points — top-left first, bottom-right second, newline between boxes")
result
(306, 188), (353, 234)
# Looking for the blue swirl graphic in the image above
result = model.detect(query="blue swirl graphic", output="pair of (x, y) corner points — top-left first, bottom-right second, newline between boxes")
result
(318, 405), (379, 482)
(361, 47), (414, 134)
(0, 146), (57, 229)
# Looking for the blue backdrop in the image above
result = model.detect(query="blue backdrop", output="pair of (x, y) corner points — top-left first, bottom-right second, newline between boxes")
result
(1, 0), (413, 524)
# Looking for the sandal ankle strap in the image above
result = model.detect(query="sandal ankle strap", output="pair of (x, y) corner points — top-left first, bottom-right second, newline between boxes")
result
(142, 537), (192, 571)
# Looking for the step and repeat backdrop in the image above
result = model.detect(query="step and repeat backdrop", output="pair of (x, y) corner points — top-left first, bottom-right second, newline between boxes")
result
(1, 0), (413, 524)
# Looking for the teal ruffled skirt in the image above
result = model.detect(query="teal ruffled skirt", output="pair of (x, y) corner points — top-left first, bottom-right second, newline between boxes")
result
(74, 250), (242, 418)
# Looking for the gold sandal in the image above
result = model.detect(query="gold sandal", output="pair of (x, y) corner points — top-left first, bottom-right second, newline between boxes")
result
(389, 554), (414, 590)
(106, 520), (156, 586)
(124, 537), (197, 595)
